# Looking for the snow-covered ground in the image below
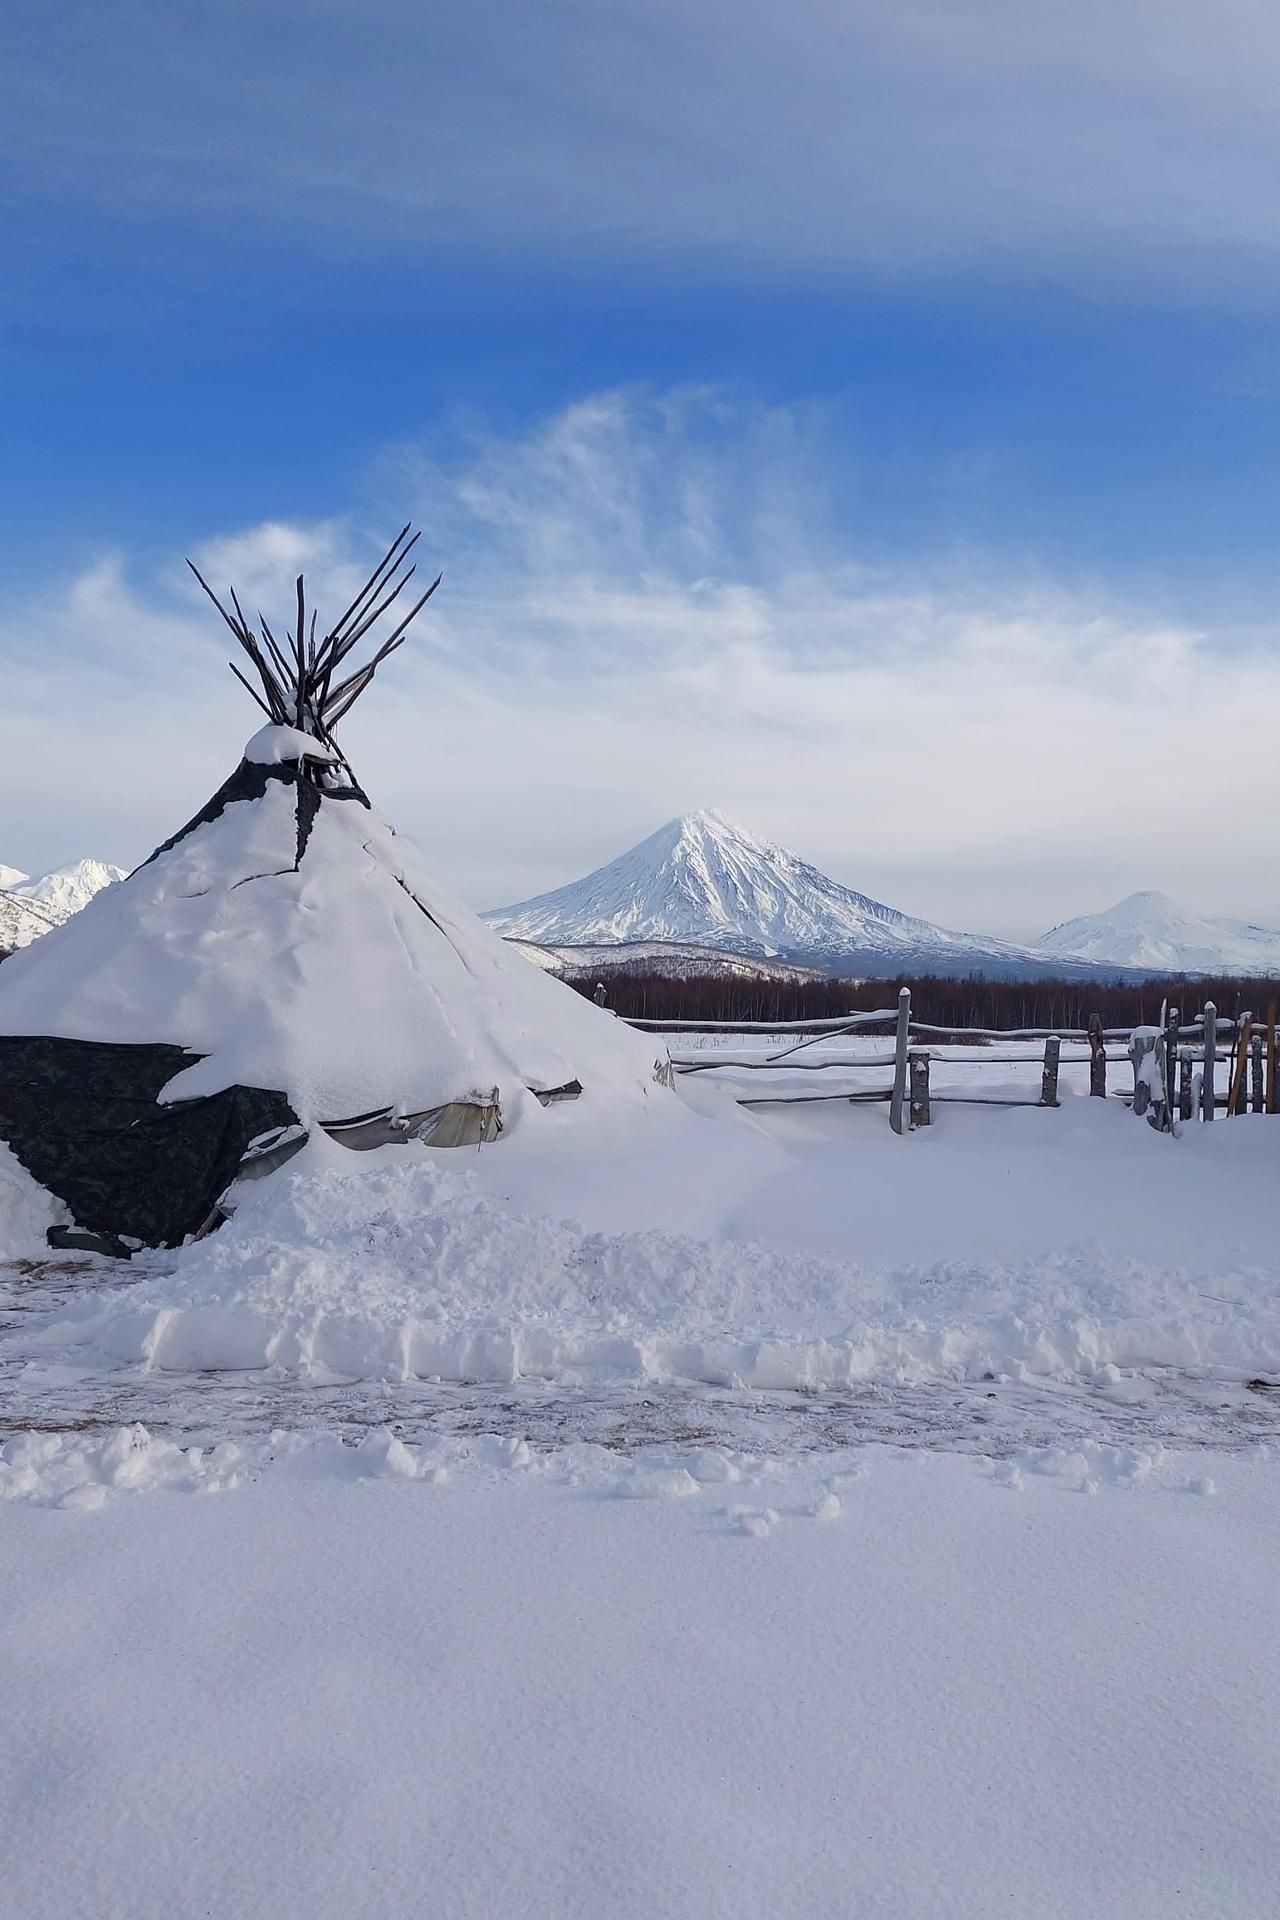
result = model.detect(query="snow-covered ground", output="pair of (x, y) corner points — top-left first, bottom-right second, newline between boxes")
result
(4, 1051), (1280, 1916)
(5, 1437), (1276, 1920)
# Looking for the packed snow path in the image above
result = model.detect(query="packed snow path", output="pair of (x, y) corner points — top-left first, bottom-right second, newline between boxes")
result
(5, 1254), (1280, 1459)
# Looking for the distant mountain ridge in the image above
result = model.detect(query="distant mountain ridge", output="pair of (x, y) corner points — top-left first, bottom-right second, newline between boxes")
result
(1039, 891), (1280, 976)
(484, 810), (1086, 979)
(9, 835), (1274, 983)
(0, 859), (127, 952)
(505, 935), (826, 984)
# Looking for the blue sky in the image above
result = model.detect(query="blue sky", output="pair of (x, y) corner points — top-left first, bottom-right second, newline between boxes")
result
(3, 1), (1279, 935)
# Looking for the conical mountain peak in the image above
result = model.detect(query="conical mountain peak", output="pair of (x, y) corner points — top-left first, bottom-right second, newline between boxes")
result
(1040, 890), (1280, 972)
(484, 813), (1045, 970)
(676, 806), (739, 831)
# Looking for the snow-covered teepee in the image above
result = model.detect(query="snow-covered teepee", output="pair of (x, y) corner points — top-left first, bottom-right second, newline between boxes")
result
(0, 528), (673, 1252)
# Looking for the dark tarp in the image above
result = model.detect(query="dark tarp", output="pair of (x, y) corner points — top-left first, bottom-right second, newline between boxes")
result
(0, 1036), (297, 1250)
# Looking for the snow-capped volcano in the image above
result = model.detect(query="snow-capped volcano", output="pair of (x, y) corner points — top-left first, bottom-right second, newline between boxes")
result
(1039, 891), (1280, 975)
(484, 810), (1059, 976)
(1, 859), (127, 952)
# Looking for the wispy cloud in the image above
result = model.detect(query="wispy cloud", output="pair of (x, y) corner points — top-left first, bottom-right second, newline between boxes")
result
(6, 3), (1280, 294)
(3, 389), (1278, 938)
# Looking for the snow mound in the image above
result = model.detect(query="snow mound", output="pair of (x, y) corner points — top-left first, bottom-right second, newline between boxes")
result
(243, 722), (336, 766)
(37, 1156), (1280, 1390)
(0, 1421), (457, 1509)
(0, 1140), (67, 1259)
(0, 1424), (248, 1509)
(0, 1418), (773, 1509)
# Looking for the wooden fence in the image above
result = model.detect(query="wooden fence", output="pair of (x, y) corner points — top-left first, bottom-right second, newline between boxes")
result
(1126, 998), (1278, 1131)
(631, 990), (1279, 1135)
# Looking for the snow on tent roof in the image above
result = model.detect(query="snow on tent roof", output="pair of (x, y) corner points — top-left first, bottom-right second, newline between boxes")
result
(0, 526), (672, 1249)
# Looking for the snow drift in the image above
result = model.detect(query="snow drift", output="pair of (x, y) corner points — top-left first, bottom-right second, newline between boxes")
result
(0, 1141), (67, 1259)
(36, 1150), (1280, 1391)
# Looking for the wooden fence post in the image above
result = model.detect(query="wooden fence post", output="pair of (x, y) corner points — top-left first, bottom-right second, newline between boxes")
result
(889, 987), (911, 1136)
(1251, 1033), (1265, 1113)
(1201, 1002), (1216, 1121)
(1267, 1001), (1277, 1115)
(1165, 1007), (1180, 1120)
(1228, 1013), (1252, 1118)
(1088, 1013), (1107, 1097)
(1041, 1035), (1061, 1108)
(909, 1050), (931, 1128)
(1130, 1030), (1154, 1120)
(1178, 1050), (1193, 1122)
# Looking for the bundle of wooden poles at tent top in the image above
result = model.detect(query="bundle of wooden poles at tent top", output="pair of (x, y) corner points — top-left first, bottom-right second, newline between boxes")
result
(188, 523), (441, 784)
(628, 990), (1279, 1134)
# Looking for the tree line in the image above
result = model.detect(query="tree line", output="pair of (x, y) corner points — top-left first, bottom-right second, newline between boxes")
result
(569, 970), (1280, 1031)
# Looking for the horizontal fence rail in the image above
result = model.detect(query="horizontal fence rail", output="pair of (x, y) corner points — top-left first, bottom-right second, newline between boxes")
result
(633, 1013), (1225, 1041)
(625, 1010), (902, 1034)
(668, 1052), (899, 1072)
(631, 990), (1279, 1135)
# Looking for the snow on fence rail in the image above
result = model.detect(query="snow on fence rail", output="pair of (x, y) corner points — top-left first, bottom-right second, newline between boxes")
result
(630, 1010), (1198, 1041)
(634, 990), (1279, 1136)
(626, 1010), (904, 1033)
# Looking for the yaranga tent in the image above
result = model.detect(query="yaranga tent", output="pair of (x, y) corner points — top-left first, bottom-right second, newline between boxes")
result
(0, 527), (673, 1252)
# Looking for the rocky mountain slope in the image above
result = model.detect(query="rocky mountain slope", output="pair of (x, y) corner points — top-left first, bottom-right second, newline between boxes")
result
(506, 935), (825, 983)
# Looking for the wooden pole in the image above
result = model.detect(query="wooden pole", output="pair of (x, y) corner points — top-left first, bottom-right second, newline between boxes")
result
(909, 1050), (931, 1129)
(1088, 1013), (1107, 1097)
(1227, 1013), (1252, 1118)
(1178, 1049), (1193, 1122)
(1130, 1031), (1154, 1120)
(889, 987), (911, 1136)
(1251, 1032), (1264, 1113)
(1202, 1001), (1216, 1121)
(1225, 999), (1242, 1113)
(1267, 1001), (1277, 1115)
(1041, 1034), (1061, 1108)
(1165, 1006), (1179, 1125)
